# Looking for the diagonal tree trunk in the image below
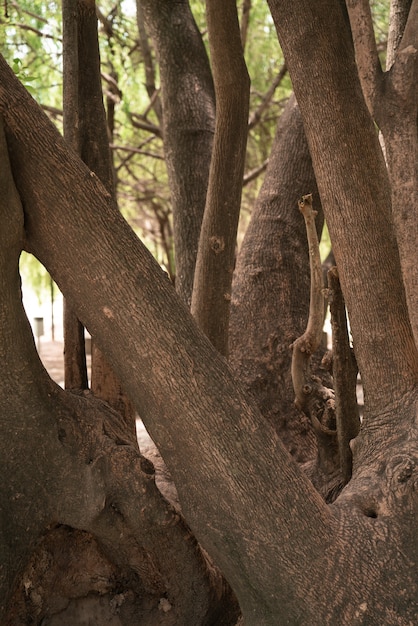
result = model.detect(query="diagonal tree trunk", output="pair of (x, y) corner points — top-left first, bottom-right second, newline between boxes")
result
(0, 115), (237, 625)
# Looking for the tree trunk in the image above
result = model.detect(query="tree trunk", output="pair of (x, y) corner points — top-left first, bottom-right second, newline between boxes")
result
(229, 94), (320, 463)
(140, 0), (215, 306)
(191, 0), (250, 355)
(62, 0), (135, 426)
(2, 53), (418, 623)
(267, 0), (418, 411)
(62, 0), (89, 391)
(0, 115), (237, 624)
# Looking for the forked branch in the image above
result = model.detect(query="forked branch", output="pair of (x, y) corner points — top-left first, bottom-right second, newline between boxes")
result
(291, 194), (328, 414)
(291, 195), (339, 490)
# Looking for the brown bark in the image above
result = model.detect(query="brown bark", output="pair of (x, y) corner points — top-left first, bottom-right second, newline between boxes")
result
(62, 0), (135, 425)
(328, 267), (360, 484)
(2, 50), (418, 622)
(62, 0), (89, 391)
(0, 59), (335, 622)
(0, 115), (237, 624)
(140, 0), (215, 306)
(267, 0), (418, 415)
(2, 0), (418, 620)
(135, 1), (163, 126)
(346, 0), (418, 347)
(191, 0), (250, 356)
(230, 95), (319, 463)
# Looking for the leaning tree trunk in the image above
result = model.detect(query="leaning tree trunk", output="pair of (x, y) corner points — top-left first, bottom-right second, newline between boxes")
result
(2, 49), (418, 623)
(0, 118), (237, 624)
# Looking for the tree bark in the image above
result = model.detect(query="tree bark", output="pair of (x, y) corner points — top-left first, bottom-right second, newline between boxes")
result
(0, 113), (237, 624)
(62, 0), (89, 391)
(3, 54), (418, 623)
(229, 95), (319, 463)
(2, 0), (418, 617)
(140, 0), (215, 306)
(267, 0), (418, 414)
(191, 0), (250, 356)
(62, 0), (135, 426)
(346, 0), (418, 348)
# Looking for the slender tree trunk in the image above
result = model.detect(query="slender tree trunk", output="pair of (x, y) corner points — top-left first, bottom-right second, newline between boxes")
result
(191, 0), (250, 355)
(62, 0), (88, 390)
(140, 0), (215, 306)
(62, 0), (135, 427)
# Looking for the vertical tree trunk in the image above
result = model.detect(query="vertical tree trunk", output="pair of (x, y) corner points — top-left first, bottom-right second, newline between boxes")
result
(62, 0), (89, 390)
(140, 0), (215, 306)
(230, 95), (320, 462)
(191, 0), (250, 355)
(62, 0), (135, 426)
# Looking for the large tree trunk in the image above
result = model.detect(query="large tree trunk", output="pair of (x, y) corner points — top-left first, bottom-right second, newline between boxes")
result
(0, 118), (237, 624)
(2, 49), (418, 623)
(229, 94), (320, 463)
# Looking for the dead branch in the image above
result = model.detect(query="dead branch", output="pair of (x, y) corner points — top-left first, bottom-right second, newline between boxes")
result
(328, 266), (360, 484)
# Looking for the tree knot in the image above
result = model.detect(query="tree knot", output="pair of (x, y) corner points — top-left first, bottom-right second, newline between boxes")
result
(209, 235), (225, 254)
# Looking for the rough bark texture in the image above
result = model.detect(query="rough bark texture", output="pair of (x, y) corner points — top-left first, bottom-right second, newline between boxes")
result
(63, 0), (135, 424)
(267, 0), (418, 413)
(62, 0), (89, 391)
(0, 114), (237, 625)
(347, 0), (418, 349)
(3, 52), (418, 623)
(0, 59), (335, 623)
(230, 95), (319, 463)
(1, 0), (418, 621)
(191, 0), (250, 356)
(140, 0), (215, 306)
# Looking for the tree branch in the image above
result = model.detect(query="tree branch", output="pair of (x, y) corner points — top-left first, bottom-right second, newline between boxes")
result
(191, 0), (250, 355)
(387, 0), (414, 69)
(345, 0), (384, 115)
(328, 266), (360, 484)
(248, 63), (287, 129)
(291, 195), (339, 485)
